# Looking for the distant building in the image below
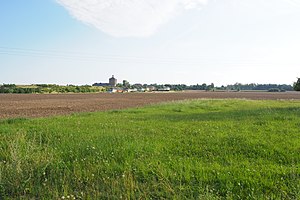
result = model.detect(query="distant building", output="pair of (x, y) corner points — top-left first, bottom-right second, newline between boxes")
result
(108, 87), (124, 93)
(107, 88), (118, 93)
(109, 75), (117, 87)
(93, 75), (171, 93)
(92, 83), (110, 87)
(157, 86), (170, 92)
(147, 86), (156, 91)
(93, 75), (118, 87)
(125, 88), (138, 93)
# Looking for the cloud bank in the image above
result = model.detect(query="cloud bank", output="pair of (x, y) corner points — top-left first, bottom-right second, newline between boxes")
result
(56, 0), (208, 37)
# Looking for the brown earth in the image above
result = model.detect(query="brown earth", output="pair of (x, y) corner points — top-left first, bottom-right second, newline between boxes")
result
(0, 91), (300, 119)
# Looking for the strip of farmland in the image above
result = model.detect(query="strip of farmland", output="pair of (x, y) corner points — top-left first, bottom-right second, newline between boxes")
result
(1, 91), (300, 119)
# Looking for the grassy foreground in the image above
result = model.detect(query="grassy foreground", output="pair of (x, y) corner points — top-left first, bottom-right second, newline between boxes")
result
(0, 99), (300, 199)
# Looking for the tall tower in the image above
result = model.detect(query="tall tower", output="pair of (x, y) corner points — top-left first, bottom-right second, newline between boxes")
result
(109, 75), (117, 87)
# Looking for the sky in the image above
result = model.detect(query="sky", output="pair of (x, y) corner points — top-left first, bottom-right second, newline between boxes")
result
(1, 0), (300, 86)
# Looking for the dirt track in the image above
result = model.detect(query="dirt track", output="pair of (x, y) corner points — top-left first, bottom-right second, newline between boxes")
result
(1, 91), (300, 119)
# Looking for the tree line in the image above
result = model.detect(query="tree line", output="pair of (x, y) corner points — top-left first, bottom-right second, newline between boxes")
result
(222, 83), (294, 92)
(147, 83), (294, 92)
(0, 84), (105, 94)
(1, 79), (299, 94)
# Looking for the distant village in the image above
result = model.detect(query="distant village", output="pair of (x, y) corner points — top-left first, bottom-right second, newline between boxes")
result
(92, 75), (295, 93)
(93, 75), (171, 93)
(0, 76), (296, 94)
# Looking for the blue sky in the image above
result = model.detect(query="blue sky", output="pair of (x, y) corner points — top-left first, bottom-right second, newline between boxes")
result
(1, 0), (300, 86)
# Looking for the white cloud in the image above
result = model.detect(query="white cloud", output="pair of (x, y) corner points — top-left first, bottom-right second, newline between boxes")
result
(56, 0), (208, 37)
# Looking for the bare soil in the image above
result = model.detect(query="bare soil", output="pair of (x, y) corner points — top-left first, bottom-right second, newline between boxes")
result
(1, 91), (300, 119)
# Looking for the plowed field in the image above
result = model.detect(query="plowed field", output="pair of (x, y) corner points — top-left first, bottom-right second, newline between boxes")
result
(1, 91), (300, 119)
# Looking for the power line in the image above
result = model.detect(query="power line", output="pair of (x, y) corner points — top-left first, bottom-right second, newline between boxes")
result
(0, 46), (224, 65)
(0, 46), (214, 62)
(0, 46), (299, 66)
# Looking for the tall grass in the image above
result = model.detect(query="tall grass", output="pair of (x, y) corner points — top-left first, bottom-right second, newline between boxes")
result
(0, 99), (300, 199)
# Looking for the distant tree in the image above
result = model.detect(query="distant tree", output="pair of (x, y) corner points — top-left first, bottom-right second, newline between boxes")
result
(294, 78), (300, 91)
(206, 83), (215, 91)
(116, 83), (123, 88)
(122, 80), (130, 88)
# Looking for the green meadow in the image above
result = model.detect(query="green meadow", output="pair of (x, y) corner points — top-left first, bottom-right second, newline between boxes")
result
(0, 99), (300, 199)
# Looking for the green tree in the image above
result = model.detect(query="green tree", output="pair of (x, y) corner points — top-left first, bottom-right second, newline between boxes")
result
(123, 80), (130, 88)
(294, 78), (300, 91)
